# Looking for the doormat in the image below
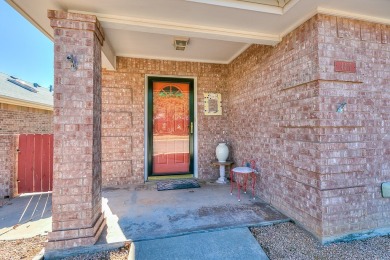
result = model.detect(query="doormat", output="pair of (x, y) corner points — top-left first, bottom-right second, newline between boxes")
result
(157, 179), (200, 191)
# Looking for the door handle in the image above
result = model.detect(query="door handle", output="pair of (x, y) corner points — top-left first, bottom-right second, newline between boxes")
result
(190, 122), (194, 134)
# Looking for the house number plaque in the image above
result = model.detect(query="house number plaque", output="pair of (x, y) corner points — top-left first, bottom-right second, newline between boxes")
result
(334, 61), (356, 73)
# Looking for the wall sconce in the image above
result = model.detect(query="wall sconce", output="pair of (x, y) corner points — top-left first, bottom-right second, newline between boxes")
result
(66, 54), (78, 71)
(173, 37), (190, 51)
(336, 102), (347, 113)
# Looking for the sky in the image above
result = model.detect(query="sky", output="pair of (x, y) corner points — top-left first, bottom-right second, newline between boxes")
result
(0, 1), (53, 88)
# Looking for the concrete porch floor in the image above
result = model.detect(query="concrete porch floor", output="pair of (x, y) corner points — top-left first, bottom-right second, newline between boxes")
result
(99, 181), (290, 244)
(0, 181), (290, 259)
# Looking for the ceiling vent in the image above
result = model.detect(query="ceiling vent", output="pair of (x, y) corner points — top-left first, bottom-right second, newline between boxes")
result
(173, 37), (190, 51)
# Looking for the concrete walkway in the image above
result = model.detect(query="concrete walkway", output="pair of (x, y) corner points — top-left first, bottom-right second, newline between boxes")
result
(0, 192), (52, 240)
(98, 182), (286, 260)
(134, 228), (269, 260)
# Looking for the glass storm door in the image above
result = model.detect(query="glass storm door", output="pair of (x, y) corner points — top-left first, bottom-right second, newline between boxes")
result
(147, 77), (194, 176)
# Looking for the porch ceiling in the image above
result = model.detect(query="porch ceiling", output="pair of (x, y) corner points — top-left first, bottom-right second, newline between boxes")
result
(6, 0), (390, 69)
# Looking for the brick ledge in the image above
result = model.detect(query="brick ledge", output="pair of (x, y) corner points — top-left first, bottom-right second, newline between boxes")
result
(46, 213), (106, 250)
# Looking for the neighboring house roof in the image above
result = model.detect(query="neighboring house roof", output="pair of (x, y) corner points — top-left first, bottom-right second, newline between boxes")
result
(0, 72), (53, 111)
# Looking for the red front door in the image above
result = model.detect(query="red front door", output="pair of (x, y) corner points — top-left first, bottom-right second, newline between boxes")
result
(148, 77), (194, 176)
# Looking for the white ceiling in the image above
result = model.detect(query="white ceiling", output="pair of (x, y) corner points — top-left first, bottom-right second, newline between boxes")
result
(6, 0), (390, 69)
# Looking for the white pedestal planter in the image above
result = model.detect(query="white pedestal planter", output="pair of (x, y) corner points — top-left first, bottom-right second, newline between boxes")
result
(212, 161), (233, 184)
(216, 143), (229, 162)
(216, 165), (228, 184)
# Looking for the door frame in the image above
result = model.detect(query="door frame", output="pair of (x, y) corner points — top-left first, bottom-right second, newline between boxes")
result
(144, 75), (198, 181)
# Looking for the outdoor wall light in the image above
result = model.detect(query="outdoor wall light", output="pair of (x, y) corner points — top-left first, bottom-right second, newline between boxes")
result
(336, 102), (347, 113)
(66, 54), (78, 71)
(173, 37), (190, 51)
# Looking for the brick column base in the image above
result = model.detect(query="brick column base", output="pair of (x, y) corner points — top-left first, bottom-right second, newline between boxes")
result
(46, 214), (106, 250)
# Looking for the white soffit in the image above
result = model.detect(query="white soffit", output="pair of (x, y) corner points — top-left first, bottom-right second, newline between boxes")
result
(186, 0), (300, 14)
(71, 10), (280, 45)
(105, 29), (250, 64)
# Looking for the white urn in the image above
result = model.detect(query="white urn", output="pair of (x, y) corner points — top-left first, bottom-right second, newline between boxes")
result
(216, 143), (229, 162)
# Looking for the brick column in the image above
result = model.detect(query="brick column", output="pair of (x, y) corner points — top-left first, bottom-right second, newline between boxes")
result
(47, 10), (105, 250)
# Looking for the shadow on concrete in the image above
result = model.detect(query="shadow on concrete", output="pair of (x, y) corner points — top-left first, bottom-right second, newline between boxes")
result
(0, 192), (52, 240)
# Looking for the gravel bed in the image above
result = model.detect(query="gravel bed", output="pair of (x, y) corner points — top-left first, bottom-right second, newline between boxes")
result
(251, 222), (390, 260)
(0, 235), (46, 259)
(0, 235), (129, 260)
(62, 247), (129, 260)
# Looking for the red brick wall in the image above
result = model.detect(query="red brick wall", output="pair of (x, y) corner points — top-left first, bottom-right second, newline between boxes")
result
(101, 58), (228, 186)
(226, 14), (390, 242)
(226, 16), (323, 236)
(0, 135), (18, 203)
(317, 14), (390, 241)
(0, 102), (52, 200)
(0, 103), (53, 134)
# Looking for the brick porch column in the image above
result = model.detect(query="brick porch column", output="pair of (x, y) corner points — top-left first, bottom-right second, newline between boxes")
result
(47, 10), (105, 250)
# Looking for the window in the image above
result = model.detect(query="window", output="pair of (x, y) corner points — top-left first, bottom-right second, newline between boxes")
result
(159, 86), (183, 98)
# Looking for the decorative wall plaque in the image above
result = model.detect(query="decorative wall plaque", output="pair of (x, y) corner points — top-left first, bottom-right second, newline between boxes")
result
(334, 61), (356, 73)
(204, 93), (222, 115)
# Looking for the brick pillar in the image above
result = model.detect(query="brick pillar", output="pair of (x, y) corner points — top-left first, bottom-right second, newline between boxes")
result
(46, 10), (105, 250)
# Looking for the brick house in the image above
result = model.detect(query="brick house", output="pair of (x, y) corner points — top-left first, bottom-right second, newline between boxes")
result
(0, 72), (53, 200)
(6, 0), (390, 250)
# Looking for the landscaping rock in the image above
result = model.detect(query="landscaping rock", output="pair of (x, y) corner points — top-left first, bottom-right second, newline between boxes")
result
(251, 222), (390, 260)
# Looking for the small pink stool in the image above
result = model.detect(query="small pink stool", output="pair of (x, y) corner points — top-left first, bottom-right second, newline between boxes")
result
(230, 160), (257, 201)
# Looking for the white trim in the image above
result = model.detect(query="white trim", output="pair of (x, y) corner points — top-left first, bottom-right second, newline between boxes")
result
(69, 10), (280, 45)
(0, 96), (53, 111)
(317, 7), (390, 26)
(186, 0), (301, 15)
(101, 38), (117, 70)
(226, 43), (251, 63)
(282, 0), (300, 14)
(186, 0), (283, 15)
(144, 75), (198, 182)
(280, 7), (317, 38)
(116, 53), (239, 65)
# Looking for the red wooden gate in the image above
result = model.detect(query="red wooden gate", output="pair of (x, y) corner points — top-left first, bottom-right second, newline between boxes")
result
(18, 134), (53, 193)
